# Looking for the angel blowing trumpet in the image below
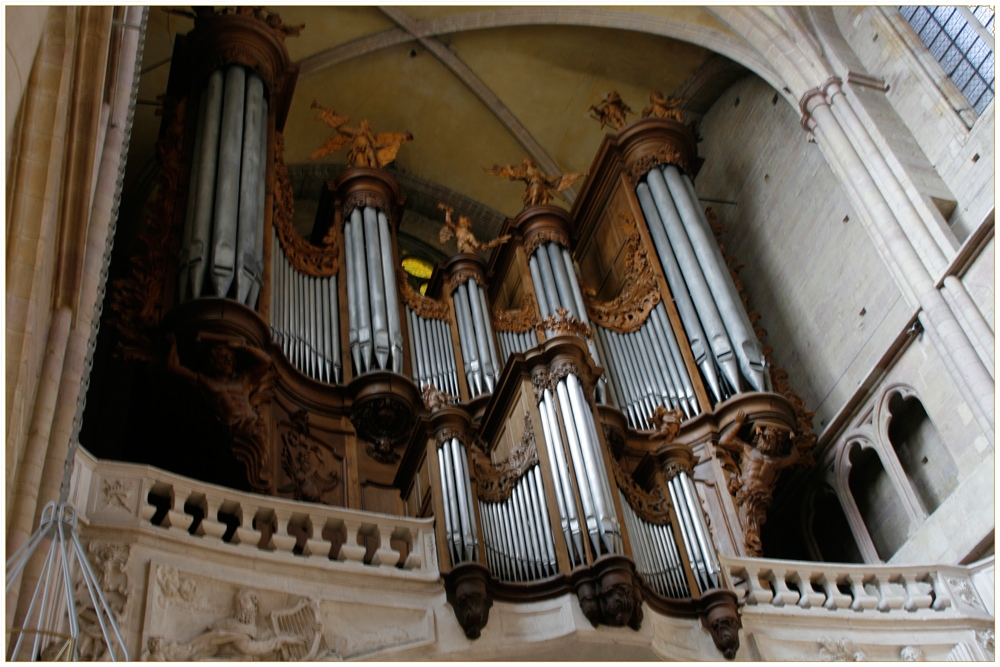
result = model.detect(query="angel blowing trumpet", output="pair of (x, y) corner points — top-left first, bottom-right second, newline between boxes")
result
(310, 101), (412, 168)
(484, 157), (586, 208)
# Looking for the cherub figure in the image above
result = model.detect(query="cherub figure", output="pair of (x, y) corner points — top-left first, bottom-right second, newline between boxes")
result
(715, 409), (801, 556)
(421, 384), (457, 412)
(437, 203), (511, 254)
(590, 91), (634, 130)
(649, 405), (684, 443)
(484, 157), (586, 208)
(309, 101), (412, 168)
(642, 91), (684, 122)
(165, 332), (273, 490)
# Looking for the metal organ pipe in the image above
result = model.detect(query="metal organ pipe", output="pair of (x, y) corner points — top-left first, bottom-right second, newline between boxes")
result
(210, 66), (246, 298)
(635, 182), (723, 404)
(235, 73), (265, 304)
(248, 98), (268, 309)
(664, 165), (766, 392)
(178, 93), (207, 302)
(189, 68), (224, 299)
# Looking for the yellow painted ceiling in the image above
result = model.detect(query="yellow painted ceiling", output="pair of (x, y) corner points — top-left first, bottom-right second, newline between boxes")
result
(132, 6), (730, 223)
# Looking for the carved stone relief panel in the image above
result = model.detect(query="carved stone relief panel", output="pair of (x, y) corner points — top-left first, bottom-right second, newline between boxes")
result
(140, 563), (433, 661)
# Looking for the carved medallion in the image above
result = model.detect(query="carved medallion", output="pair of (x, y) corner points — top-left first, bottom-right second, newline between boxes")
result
(491, 293), (540, 333)
(350, 396), (416, 464)
(273, 133), (339, 277)
(582, 215), (661, 333)
(474, 414), (538, 502)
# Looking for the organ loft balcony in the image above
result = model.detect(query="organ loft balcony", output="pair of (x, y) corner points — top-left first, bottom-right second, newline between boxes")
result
(15, 6), (989, 663)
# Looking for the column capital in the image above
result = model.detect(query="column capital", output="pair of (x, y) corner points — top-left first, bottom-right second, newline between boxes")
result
(798, 87), (826, 132)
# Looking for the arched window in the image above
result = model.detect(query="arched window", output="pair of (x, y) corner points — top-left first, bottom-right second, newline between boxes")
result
(805, 483), (864, 564)
(887, 392), (957, 514)
(847, 443), (910, 560)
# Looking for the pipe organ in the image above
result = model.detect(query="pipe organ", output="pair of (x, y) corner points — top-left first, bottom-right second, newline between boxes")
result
(107, 14), (812, 655)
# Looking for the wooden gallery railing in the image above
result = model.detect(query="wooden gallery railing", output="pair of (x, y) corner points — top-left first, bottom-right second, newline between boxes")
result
(395, 335), (741, 656)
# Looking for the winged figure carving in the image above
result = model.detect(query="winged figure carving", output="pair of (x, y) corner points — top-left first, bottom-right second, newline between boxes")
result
(483, 157), (586, 208)
(309, 101), (412, 168)
(642, 91), (684, 122)
(590, 90), (634, 130)
(437, 203), (511, 254)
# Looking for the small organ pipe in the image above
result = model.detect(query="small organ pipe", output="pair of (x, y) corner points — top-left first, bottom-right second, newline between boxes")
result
(528, 255), (552, 320)
(475, 284), (501, 389)
(591, 328), (621, 411)
(235, 72), (264, 304)
(330, 275), (341, 383)
(539, 391), (583, 566)
(344, 218), (360, 374)
(534, 247), (563, 328)
(465, 281), (495, 393)
(306, 276), (316, 378)
(649, 305), (695, 417)
(321, 279), (331, 382)
(668, 478), (709, 592)
(555, 379), (600, 551)
(406, 308), (420, 379)
(680, 473), (721, 584)
(377, 210), (404, 373)
(571, 374), (620, 552)
(602, 328), (640, 428)
(248, 96), (268, 308)
(547, 243), (578, 319)
(635, 182), (723, 404)
(455, 282), (482, 395)
(640, 325), (681, 413)
(416, 315), (433, 387)
(449, 439), (473, 561)
(190, 69), (224, 298)
(211, 65), (246, 298)
(349, 209), (372, 373)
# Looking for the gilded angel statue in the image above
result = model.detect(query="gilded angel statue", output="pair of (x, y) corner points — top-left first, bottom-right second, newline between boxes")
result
(590, 90), (634, 130)
(309, 101), (413, 168)
(642, 91), (684, 122)
(483, 157), (586, 208)
(437, 203), (511, 254)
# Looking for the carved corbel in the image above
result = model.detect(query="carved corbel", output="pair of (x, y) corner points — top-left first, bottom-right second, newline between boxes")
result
(571, 555), (643, 631)
(700, 590), (741, 659)
(444, 563), (493, 639)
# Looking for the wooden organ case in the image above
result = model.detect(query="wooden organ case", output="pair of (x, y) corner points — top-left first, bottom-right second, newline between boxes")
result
(96, 13), (816, 657)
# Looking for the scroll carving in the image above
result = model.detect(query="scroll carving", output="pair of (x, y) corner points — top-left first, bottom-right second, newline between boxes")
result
(272, 133), (339, 277)
(625, 144), (690, 186)
(707, 208), (817, 458)
(108, 98), (187, 362)
(535, 307), (594, 341)
(474, 414), (538, 502)
(582, 214), (661, 333)
(610, 457), (671, 525)
(398, 269), (450, 321)
(531, 368), (551, 403)
(446, 268), (486, 295)
(523, 229), (570, 258)
(491, 293), (539, 333)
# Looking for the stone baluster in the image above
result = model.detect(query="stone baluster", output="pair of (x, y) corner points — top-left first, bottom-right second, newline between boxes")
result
(371, 520), (402, 568)
(398, 527), (422, 570)
(305, 513), (333, 560)
(847, 574), (879, 611)
(271, 509), (300, 555)
(235, 503), (264, 551)
(874, 575), (907, 611)
(737, 566), (774, 605)
(166, 483), (195, 534)
(792, 572), (826, 609)
(819, 573), (853, 610)
(767, 568), (801, 607)
(901, 573), (935, 611)
(201, 493), (230, 541)
(339, 519), (369, 564)
(931, 572), (954, 611)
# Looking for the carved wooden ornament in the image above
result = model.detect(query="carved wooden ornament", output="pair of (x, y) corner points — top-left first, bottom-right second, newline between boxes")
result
(310, 102), (412, 169)
(610, 457), (671, 525)
(491, 293), (540, 333)
(582, 214), (661, 333)
(535, 307), (594, 341)
(398, 268), (450, 321)
(625, 144), (690, 187)
(273, 133), (339, 277)
(484, 157), (585, 208)
(473, 414), (539, 502)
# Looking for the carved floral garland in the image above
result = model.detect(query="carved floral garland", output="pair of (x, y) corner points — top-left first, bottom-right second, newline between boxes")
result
(397, 268), (450, 321)
(273, 133), (339, 277)
(473, 414), (538, 503)
(523, 229), (570, 258)
(108, 98), (187, 361)
(491, 293), (540, 333)
(625, 145), (690, 187)
(610, 457), (671, 525)
(582, 214), (661, 333)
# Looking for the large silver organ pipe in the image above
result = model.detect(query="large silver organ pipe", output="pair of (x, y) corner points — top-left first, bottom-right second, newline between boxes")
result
(406, 306), (460, 397)
(439, 436), (479, 565)
(618, 491), (690, 599)
(537, 388), (586, 567)
(269, 227), (342, 384)
(344, 205), (403, 375)
(179, 65), (268, 306)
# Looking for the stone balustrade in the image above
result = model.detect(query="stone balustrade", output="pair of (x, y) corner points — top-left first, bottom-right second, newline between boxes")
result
(721, 554), (994, 619)
(67, 448), (438, 579)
